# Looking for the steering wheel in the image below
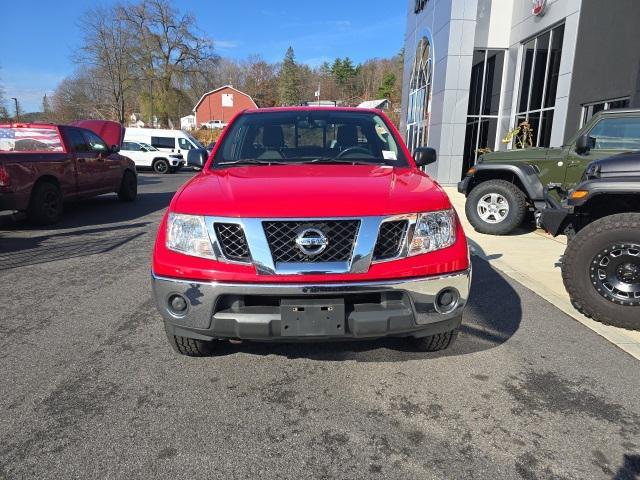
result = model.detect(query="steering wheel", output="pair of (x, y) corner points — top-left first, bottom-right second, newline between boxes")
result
(336, 146), (372, 159)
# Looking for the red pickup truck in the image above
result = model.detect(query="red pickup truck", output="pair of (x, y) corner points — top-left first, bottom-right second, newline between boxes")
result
(152, 107), (470, 356)
(0, 120), (137, 225)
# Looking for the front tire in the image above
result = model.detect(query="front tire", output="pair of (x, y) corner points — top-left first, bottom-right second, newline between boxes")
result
(152, 158), (170, 174)
(27, 181), (63, 225)
(562, 213), (640, 330)
(117, 171), (137, 201)
(410, 329), (458, 352)
(465, 180), (527, 235)
(165, 325), (214, 356)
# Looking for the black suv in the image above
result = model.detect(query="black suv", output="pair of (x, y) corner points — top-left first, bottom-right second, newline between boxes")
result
(540, 152), (640, 330)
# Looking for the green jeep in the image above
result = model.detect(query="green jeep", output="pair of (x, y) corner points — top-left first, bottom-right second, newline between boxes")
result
(457, 108), (640, 235)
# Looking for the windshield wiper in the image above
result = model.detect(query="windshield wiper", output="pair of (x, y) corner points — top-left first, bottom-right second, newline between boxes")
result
(303, 156), (386, 166)
(217, 159), (289, 166)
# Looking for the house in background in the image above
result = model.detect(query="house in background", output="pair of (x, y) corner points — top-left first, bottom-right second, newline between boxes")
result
(128, 113), (145, 128)
(193, 85), (257, 128)
(180, 114), (196, 130)
(358, 99), (390, 110)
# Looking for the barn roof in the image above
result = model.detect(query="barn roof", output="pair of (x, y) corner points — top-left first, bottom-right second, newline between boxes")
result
(193, 85), (258, 112)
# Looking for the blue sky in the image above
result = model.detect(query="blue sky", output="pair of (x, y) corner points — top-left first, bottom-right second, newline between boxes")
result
(1, 1), (406, 112)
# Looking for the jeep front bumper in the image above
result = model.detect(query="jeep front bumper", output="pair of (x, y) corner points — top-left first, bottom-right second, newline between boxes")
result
(152, 269), (471, 342)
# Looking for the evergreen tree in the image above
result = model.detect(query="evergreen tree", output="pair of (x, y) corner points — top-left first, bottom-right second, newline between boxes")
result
(42, 94), (52, 120)
(278, 46), (301, 106)
(377, 72), (396, 99)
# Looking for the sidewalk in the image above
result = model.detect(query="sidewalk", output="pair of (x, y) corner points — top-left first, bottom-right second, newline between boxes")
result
(444, 186), (640, 360)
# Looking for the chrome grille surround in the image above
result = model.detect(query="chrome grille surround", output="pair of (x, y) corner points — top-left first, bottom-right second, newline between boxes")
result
(204, 214), (422, 275)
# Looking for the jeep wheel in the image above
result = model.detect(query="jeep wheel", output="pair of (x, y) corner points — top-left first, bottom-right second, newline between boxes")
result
(152, 158), (170, 174)
(465, 180), (527, 235)
(165, 325), (215, 356)
(411, 329), (458, 352)
(562, 213), (640, 330)
(27, 181), (63, 225)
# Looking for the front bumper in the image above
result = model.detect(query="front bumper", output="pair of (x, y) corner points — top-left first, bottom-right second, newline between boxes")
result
(458, 176), (472, 195)
(152, 269), (471, 342)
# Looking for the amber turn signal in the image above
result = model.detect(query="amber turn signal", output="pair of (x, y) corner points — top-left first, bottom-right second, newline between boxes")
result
(467, 167), (477, 175)
(570, 190), (589, 199)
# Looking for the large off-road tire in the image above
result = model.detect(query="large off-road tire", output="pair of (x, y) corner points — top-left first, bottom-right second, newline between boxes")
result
(117, 170), (137, 201)
(165, 325), (214, 356)
(465, 180), (527, 235)
(152, 158), (170, 174)
(562, 213), (640, 330)
(27, 181), (63, 225)
(410, 329), (458, 352)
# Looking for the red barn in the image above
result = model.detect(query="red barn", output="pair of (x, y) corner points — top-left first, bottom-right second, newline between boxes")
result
(193, 85), (257, 127)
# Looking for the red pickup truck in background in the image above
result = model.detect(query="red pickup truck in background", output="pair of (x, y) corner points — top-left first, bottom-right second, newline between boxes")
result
(0, 120), (137, 225)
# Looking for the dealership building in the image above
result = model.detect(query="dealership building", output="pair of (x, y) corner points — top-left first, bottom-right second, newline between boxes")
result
(400, 0), (640, 184)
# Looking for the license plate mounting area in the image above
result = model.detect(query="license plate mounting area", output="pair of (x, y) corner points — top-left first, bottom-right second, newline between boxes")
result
(280, 298), (345, 337)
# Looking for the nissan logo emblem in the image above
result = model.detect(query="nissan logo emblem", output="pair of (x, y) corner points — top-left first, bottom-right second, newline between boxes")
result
(295, 228), (328, 256)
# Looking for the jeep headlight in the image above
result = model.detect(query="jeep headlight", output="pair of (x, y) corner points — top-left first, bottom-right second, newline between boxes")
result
(409, 210), (456, 256)
(166, 213), (215, 259)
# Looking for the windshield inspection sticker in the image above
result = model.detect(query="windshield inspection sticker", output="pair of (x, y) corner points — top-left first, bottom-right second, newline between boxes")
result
(382, 150), (397, 161)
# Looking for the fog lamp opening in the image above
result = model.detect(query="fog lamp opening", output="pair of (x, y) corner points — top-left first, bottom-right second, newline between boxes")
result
(434, 288), (459, 314)
(168, 294), (188, 316)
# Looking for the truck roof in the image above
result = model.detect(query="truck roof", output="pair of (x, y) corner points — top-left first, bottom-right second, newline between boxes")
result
(243, 106), (382, 114)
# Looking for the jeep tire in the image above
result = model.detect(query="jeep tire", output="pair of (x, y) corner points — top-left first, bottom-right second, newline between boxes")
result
(562, 213), (640, 330)
(465, 179), (527, 235)
(153, 158), (170, 174)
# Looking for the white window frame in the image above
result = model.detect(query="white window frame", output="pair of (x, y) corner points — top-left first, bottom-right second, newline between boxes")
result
(512, 23), (565, 148)
(580, 97), (631, 127)
(465, 49), (507, 165)
(406, 36), (433, 153)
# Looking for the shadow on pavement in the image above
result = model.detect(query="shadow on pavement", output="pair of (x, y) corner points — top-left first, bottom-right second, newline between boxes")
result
(205, 257), (522, 362)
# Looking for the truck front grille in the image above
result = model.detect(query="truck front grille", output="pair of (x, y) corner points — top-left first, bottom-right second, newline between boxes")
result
(263, 220), (360, 263)
(214, 223), (251, 262)
(373, 220), (408, 260)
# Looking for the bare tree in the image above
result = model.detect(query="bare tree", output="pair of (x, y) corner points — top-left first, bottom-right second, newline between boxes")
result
(76, 5), (136, 124)
(119, 0), (215, 126)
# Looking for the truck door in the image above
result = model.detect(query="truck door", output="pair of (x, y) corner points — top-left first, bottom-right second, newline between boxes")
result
(64, 127), (101, 194)
(564, 115), (640, 188)
(81, 129), (121, 190)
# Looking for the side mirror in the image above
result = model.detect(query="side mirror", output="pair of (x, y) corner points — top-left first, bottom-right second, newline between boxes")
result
(414, 146), (437, 167)
(187, 148), (208, 168)
(575, 134), (595, 154)
(110, 144), (120, 153)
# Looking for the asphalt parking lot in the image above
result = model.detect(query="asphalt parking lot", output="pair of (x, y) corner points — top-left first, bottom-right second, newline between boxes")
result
(0, 172), (639, 480)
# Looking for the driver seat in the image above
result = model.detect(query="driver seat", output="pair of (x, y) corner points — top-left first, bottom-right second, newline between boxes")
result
(336, 125), (358, 151)
(258, 125), (285, 159)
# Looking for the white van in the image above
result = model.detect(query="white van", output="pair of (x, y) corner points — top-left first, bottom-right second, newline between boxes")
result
(124, 128), (205, 158)
(120, 140), (185, 174)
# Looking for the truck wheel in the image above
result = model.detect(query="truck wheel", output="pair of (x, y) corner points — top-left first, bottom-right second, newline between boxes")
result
(165, 325), (214, 356)
(465, 180), (527, 235)
(411, 329), (458, 352)
(562, 213), (640, 330)
(27, 181), (63, 225)
(153, 158), (170, 174)
(117, 171), (137, 201)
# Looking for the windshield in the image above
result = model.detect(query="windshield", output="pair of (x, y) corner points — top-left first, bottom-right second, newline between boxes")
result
(212, 110), (407, 167)
(186, 133), (205, 149)
(139, 142), (158, 151)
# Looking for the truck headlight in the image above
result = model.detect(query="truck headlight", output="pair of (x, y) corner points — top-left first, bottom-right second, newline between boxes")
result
(166, 213), (215, 259)
(409, 210), (456, 256)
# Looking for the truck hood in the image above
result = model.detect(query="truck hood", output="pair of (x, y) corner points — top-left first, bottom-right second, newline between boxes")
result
(173, 165), (451, 217)
(589, 151), (640, 177)
(72, 120), (125, 147)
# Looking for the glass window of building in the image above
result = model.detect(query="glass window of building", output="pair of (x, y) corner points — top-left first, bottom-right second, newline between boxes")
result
(515, 24), (565, 148)
(581, 97), (630, 127)
(406, 36), (433, 154)
(462, 49), (505, 175)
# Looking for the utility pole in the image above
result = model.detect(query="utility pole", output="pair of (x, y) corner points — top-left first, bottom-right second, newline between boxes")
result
(11, 97), (20, 122)
(149, 79), (154, 128)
